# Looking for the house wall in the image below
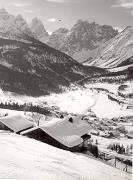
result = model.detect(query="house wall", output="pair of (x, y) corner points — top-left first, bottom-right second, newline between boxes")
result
(24, 129), (82, 152)
(0, 122), (13, 131)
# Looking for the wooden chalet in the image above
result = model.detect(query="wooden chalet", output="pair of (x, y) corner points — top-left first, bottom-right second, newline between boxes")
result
(0, 115), (34, 133)
(21, 116), (91, 152)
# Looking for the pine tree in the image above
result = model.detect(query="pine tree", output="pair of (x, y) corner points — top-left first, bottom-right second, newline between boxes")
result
(95, 139), (98, 145)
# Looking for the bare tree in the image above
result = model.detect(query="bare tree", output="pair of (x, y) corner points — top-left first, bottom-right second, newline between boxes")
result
(31, 112), (44, 126)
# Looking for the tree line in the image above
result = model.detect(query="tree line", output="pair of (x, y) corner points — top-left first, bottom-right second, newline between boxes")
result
(0, 102), (51, 116)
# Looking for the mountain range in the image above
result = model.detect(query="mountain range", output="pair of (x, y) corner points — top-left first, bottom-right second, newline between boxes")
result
(0, 8), (119, 61)
(47, 20), (118, 62)
(0, 8), (105, 96)
(0, 8), (132, 96)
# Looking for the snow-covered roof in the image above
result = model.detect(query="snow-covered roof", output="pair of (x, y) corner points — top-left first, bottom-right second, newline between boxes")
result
(21, 116), (91, 148)
(0, 115), (34, 133)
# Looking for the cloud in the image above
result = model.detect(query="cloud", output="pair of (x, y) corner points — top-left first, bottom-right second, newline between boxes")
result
(113, 0), (133, 8)
(112, 0), (133, 15)
(23, 9), (33, 13)
(47, 18), (57, 22)
(13, 2), (29, 7)
(46, 0), (65, 3)
(130, 11), (133, 15)
(45, 0), (79, 3)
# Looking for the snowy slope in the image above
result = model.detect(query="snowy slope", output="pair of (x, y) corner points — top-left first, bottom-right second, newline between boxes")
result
(0, 133), (131, 180)
(92, 93), (133, 118)
(85, 26), (133, 68)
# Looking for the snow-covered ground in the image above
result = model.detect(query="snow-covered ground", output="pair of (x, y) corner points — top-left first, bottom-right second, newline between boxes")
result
(0, 109), (25, 116)
(91, 135), (133, 150)
(38, 90), (133, 118)
(0, 133), (131, 180)
(108, 65), (133, 72)
(92, 93), (133, 118)
(36, 89), (95, 114)
(85, 83), (120, 94)
(118, 122), (133, 132)
(1, 86), (133, 118)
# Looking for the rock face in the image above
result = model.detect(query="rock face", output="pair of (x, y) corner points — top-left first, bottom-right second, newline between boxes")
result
(0, 8), (33, 41)
(48, 28), (69, 49)
(47, 20), (118, 62)
(30, 18), (49, 43)
(84, 26), (133, 68)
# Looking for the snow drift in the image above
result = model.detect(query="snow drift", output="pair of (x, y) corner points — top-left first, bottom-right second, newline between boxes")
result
(0, 133), (131, 180)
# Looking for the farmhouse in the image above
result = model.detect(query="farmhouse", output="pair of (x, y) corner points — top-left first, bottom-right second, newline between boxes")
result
(0, 115), (34, 133)
(21, 116), (91, 152)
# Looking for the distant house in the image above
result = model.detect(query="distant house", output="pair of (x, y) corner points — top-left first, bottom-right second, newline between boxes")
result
(0, 115), (34, 133)
(127, 131), (133, 139)
(21, 116), (91, 152)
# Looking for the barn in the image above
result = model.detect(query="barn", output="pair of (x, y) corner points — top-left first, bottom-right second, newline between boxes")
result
(0, 115), (34, 133)
(21, 116), (91, 152)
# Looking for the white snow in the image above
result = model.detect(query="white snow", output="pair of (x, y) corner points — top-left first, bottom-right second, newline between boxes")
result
(92, 93), (133, 118)
(92, 135), (133, 150)
(0, 61), (13, 68)
(85, 83), (119, 94)
(108, 65), (133, 72)
(35, 89), (95, 114)
(0, 133), (131, 180)
(0, 85), (133, 119)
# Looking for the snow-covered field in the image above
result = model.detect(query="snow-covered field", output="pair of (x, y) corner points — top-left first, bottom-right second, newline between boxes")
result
(36, 89), (95, 114)
(91, 135), (133, 150)
(85, 83), (120, 94)
(0, 133), (131, 180)
(92, 93), (133, 118)
(1, 85), (133, 118)
(38, 90), (133, 118)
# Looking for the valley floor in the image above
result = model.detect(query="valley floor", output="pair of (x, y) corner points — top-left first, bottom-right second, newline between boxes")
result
(0, 82), (133, 118)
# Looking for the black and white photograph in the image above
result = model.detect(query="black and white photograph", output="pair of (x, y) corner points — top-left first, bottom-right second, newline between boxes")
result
(0, 0), (132, 179)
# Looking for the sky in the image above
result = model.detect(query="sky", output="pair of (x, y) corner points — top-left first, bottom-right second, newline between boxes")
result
(0, 0), (133, 34)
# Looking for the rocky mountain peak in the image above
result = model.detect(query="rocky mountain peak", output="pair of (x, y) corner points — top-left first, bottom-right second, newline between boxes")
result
(0, 8), (8, 15)
(0, 8), (14, 21)
(15, 14), (25, 21)
(30, 17), (49, 42)
(53, 28), (69, 34)
(47, 20), (118, 62)
(0, 9), (34, 42)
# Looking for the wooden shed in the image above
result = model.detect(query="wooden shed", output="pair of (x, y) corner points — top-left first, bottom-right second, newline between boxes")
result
(21, 116), (91, 152)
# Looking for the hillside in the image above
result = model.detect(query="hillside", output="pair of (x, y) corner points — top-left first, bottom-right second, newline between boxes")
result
(0, 133), (131, 180)
(0, 36), (95, 96)
(0, 9), (105, 96)
(84, 26), (133, 68)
